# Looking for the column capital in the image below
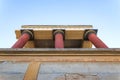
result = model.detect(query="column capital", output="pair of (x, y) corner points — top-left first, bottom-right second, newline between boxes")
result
(84, 29), (98, 40)
(21, 29), (34, 40)
(53, 29), (65, 40)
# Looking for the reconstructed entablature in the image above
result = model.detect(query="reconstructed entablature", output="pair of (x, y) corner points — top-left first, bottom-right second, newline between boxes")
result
(15, 25), (94, 48)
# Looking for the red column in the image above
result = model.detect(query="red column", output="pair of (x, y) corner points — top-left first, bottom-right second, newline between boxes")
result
(55, 33), (64, 48)
(88, 33), (108, 48)
(12, 32), (31, 48)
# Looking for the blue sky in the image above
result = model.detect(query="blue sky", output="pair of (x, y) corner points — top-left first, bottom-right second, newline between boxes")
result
(0, 0), (120, 48)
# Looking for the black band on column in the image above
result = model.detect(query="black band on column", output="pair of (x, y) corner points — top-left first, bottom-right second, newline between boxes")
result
(21, 29), (34, 40)
(84, 29), (98, 40)
(53, 29), (65, 40)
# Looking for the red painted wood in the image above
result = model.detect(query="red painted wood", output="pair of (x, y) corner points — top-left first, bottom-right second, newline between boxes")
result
(12, 33), (30, 48)
(88, 33), (108, 48)
(55, 33), (64, 48)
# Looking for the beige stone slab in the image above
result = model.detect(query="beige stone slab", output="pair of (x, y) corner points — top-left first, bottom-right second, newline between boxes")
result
(21, 25), (93, 29)
(65, 73), (99, 80)
(0, 48), (120, 62)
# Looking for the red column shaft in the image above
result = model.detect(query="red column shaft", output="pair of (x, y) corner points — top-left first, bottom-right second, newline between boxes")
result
(12, 33), (30, 48)
(88, 33), (108, 48)
(55, 33), (64, 48)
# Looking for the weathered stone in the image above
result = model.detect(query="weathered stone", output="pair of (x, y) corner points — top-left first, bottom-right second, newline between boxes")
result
(65, 73), (99, 80)
(55, 76), (65, 80)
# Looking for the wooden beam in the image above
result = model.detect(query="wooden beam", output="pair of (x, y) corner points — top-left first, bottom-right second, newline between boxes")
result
(24, 41), (35, 48)
(65, 30), (84, 39)
(15, 30), (85, 40)
(24, 62), (40, 80)
(0, 48), (120, 62)
(82, 41), (92, 48)
(15, 30), (21, 39)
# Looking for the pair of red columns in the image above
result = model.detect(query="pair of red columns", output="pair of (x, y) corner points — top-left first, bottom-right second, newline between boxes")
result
(11, 30), (108, 48)
(11, 30), (64, 48)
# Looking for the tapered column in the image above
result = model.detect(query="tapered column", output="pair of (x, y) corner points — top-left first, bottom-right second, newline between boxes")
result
(12, 30), (33, 48)
(53, 30), (64, 48)
(85, 30), (108, 48)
